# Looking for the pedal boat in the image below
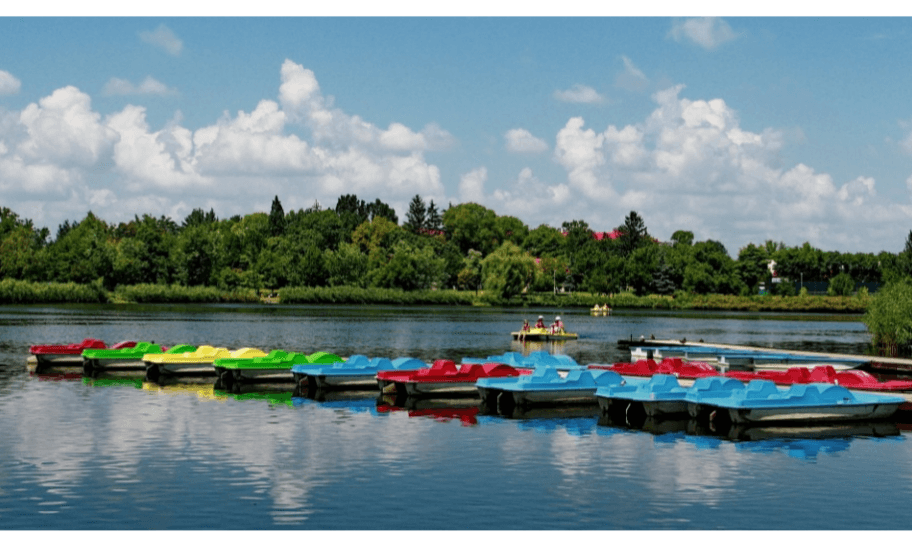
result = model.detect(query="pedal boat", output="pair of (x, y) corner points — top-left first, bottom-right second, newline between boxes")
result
(589, 358), (720, 387)
(29, 339), (137, 373)
(143, 346), (266, 382)
(296, 355), (426, 395)
(213, 350), (339, 392)
(595, 374), (693, 419)
(511, 328), (579, 341)
(377, 361), (529, 399)
(687, 379), (905, 425)
(462, 350), (582, 370)
(478, 367), (626, 415)
(82, 342), (195, 376)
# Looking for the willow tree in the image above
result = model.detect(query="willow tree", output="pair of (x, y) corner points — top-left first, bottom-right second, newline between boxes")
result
(481, 242), (537, 300)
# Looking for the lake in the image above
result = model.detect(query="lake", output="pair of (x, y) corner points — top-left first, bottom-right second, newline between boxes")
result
(1, 304), (910, 530)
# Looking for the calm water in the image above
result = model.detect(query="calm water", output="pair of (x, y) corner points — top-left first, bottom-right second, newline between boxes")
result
(1, 304), (910, 530)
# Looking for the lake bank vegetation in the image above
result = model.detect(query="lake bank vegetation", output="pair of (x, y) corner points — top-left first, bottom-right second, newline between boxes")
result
(2, 195), (911, 350)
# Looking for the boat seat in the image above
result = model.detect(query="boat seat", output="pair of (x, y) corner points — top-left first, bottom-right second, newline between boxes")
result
(807, 366), (838, 383)
(744, 380), (783, 399)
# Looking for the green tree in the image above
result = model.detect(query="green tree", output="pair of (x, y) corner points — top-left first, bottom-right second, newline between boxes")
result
(371, 240), (445, 290)
(481, 242), (537, 299)
(442, 203), (498, 256)
(403, 194), (427, 233)
(324, 243), (369, 287)
(828, 272), (855, 296)
(268, 195), (286, 237)
(522, 224), (565, 258)
(426, 200), (443, 232)
(618, 210), (649, 257)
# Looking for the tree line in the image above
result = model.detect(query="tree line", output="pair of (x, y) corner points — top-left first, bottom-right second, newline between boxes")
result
(2, 195), (911, 300)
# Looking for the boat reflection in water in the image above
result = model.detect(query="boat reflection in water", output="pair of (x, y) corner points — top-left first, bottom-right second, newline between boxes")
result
(377, 394), (483, 426)
(597, 410), (902, 460)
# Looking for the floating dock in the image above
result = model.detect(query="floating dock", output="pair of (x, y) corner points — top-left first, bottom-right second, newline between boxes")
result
(617, 337), (912, 373)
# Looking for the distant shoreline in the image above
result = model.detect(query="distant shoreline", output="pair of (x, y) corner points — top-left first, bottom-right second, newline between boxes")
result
(0, 279), (869, 313)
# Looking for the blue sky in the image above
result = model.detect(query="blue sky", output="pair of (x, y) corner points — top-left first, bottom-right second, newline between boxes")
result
(2, 15), (912, 255)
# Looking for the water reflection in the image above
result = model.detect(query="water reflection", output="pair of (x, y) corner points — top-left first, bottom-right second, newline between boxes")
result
(6, 305), (912, 529)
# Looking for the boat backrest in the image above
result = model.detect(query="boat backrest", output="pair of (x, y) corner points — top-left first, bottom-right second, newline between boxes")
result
(648, 374), (682, 392)
(743, 380), (782, 399)
(807, 366), (838, 383)
(391, 357), (426, 370)
(593, 370), (624, 387)
(529, 366), (561, 383)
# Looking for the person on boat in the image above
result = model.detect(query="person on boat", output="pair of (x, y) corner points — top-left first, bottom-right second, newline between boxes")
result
(521, 319), (530, 332)
(552, 316), (565, 334)
(535, 316), (545, 329)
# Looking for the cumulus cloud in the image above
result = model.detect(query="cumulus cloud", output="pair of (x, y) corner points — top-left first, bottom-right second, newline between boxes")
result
(0, 70), (21, 95)
(491, 168), (571, 221)
(0, 59), (449, 228)
(459, 167), (487, 203)
(139, 24), (183, 56)
(505, 128), (548, 154)
(17, 86), (118, 168)
(103, 76), (177, 96)
(554, 84), (604, 104)
(669, 17), (737, 50)
(455, 83), (909, 252)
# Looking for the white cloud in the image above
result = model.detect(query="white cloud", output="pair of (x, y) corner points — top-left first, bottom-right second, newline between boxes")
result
(669, 17), (737, 50)
(457, 84), (910, 253)
(505, 128), (548, 154)
(459, 167), (487, 203)
(17, 86), (118, 168)
(139, 24), (183, 56)
(491, 168), (571, 221)
(554, 84), (605, 104)
(0, 70), (21, 95)
(103, 76), (177, 96)
(615, 56), (650, 92)
(0, 59), (450, 229)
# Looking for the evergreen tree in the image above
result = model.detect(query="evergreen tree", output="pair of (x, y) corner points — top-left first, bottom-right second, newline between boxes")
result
(404, 194), (427, 233)
(426, 200), (442, 232)
(366, 199), (398, 224)
(268, 195), (286, 237)
(619, 210), (649, 257)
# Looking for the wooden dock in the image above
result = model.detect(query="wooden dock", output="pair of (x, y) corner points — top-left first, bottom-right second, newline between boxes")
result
(617, 337), (912, 373)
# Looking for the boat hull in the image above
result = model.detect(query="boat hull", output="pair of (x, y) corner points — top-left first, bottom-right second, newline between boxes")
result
(84, 357), (146, 375)
(511, 331), (578, 341)
(723, 403), (901, 424)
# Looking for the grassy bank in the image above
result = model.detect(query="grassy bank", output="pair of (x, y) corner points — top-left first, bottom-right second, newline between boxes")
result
(0, 279), (870, 312)
(278, 286), (477, 305)
(0, 279), (108, 304)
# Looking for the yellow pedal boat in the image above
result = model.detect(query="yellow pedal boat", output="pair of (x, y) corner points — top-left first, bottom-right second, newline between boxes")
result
(143, 345), (267, 382)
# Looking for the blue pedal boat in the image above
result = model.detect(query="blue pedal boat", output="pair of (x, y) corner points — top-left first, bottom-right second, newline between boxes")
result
(462, 350), (582, 370)
(477, 366), (626, 414)
(294, 355), (428, 395)
(595, 374), (692, 418)
(687, 379), (905, 425)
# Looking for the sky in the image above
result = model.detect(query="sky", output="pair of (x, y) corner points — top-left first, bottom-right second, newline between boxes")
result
(3, 13), (912, 255)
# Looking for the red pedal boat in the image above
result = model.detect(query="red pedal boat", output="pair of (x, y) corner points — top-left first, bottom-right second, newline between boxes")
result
(377, 360), (529, 399)
(590, 358), (720, 384)
(724, 365), (912, 410)
(29, 339), (138, 372)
